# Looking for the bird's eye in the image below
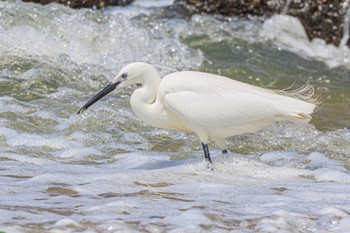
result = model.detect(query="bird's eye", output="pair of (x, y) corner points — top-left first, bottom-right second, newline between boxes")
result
(121, 73), (128, 80)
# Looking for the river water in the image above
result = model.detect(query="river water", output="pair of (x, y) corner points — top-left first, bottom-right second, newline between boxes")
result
(1, 0), (350, 232)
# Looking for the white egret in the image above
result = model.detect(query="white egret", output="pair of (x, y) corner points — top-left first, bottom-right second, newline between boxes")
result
(77, 62), (317, 165)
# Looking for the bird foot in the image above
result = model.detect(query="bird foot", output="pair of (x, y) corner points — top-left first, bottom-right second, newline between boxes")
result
(206, 162), (213, 171)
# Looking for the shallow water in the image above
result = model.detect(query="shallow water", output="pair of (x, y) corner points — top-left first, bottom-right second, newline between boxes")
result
(1, 0), (350, 232)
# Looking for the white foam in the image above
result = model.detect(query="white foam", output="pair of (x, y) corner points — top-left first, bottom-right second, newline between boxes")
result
(132, 0), (173, 8)
(199, 153), (310, 181)
(337, 217), (350, 231)
(0, 126), (18, 138)
(163, 209), (212, 232)
(1, 149), (350, 232)
(319, 207), (349, 218)
(6, 132), (80, 149)
(54, 218), (82, 227)
(261, 15), (350, 68)
(54, 146), (102, 159)
(1, 152), (55, 165)
(0, 1), (203, 70)
(0, 96), (29, 114)
(313, 168), (350, 183)
(307, 152), (346, 171)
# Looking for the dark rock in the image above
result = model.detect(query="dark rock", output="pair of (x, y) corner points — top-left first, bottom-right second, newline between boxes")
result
(22, 0), (134, 9)
(174, 0), (286, 17)
(287, 1), (348, 46)
(174, 0), (350, 47)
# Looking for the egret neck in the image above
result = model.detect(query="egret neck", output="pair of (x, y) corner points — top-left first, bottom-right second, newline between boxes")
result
(129, 67), (163, 127)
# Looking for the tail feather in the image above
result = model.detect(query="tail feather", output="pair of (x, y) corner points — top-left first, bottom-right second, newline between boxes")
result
(273, 82), (319, 123)
(275, 81), (320, 106)
(291, 112), (312, 120)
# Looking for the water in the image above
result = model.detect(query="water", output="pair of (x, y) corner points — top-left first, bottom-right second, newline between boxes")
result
(1, 0), (350, 232)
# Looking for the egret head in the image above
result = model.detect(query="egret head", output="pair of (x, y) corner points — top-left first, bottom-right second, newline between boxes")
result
(112, 62), (155, 89)
(77, 62), (154, 114)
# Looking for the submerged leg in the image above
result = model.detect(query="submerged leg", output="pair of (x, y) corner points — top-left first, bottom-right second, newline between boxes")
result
(201, 143), (212, 163)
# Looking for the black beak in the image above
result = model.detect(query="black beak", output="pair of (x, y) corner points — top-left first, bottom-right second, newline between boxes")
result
(77, 81), (120, 114)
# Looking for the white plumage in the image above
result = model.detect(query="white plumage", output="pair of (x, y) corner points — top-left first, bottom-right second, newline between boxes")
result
(78, 62), (317, 164)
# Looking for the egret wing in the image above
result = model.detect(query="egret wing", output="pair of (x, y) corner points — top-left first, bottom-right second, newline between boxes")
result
(161, 71), (315, 130)
(164, 91), (281, 129)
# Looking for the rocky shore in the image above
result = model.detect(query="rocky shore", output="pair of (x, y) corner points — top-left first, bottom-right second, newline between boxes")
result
(21, 0), (350, 47)
(22, 0), (134, 9)
(173, 0), (350, 47)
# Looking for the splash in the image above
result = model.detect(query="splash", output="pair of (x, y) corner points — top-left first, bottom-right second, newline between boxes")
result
(261, 15), (350, 68)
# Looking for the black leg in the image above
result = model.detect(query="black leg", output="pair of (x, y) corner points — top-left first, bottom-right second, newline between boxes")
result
(201, 143), (212, 163)
(222, 149), (228, 154)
